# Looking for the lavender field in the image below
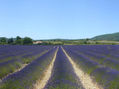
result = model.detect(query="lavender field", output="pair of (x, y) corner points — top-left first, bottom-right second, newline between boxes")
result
(0, 45), (119, 89)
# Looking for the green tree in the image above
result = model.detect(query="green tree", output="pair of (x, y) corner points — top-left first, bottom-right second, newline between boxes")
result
(23, 37), (33, 45)
(0, 37), (7, 44)
(15, 36), (22, 45)
(8, 38), (14, 44)
(16, 36), (21, 40)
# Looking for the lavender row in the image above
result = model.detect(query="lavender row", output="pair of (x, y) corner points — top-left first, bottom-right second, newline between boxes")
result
(0, 47), (57, 89)
(0, 46), (53, 79)
(63, 45), (119, 89)
(44, 47), (84, 89)
(0, 45), (52, 63)
(65, 45), (119, 71)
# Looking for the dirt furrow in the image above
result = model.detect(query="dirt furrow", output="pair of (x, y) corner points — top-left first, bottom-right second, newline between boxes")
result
(33, 48), (58, 89)
(62, 47), (102, 89)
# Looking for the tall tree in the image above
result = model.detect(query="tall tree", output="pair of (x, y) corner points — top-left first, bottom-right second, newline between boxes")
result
(23, 37), (33, 45)
(8, 38), (14, 44)
(16, 36), (21, 40)
(0, 37), (7, 44)
(15, 36), (22, 45)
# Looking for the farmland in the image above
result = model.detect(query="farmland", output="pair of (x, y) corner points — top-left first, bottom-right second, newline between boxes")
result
(0, 45), (119, 89)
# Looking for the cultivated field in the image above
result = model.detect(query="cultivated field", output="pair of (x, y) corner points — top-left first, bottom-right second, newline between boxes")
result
(0, 45), (119, 89)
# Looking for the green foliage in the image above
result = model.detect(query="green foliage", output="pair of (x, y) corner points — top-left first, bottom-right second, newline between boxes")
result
(1, 32), (119, 45)
(0, 36), (33, 45)
(15, 36), (22, 45)
(0, 37), (7, 44)
(8, 38), (14, 44)
(109, 76), (119, 89)
(16, 36), (21, 40)
(23, 37), (33, 45)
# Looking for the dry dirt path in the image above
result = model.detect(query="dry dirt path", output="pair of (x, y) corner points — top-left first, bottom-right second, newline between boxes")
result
(62, 47), (103, 89)
(33, 48), (58, 89)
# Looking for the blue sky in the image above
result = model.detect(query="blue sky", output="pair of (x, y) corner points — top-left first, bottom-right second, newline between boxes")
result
(0, 0), (119, 39)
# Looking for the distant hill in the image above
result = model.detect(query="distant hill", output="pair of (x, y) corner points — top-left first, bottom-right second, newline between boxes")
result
(92, 32), (119, 41)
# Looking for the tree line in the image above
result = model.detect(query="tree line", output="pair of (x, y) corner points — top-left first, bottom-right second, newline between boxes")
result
(0, 36), (33, 45)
